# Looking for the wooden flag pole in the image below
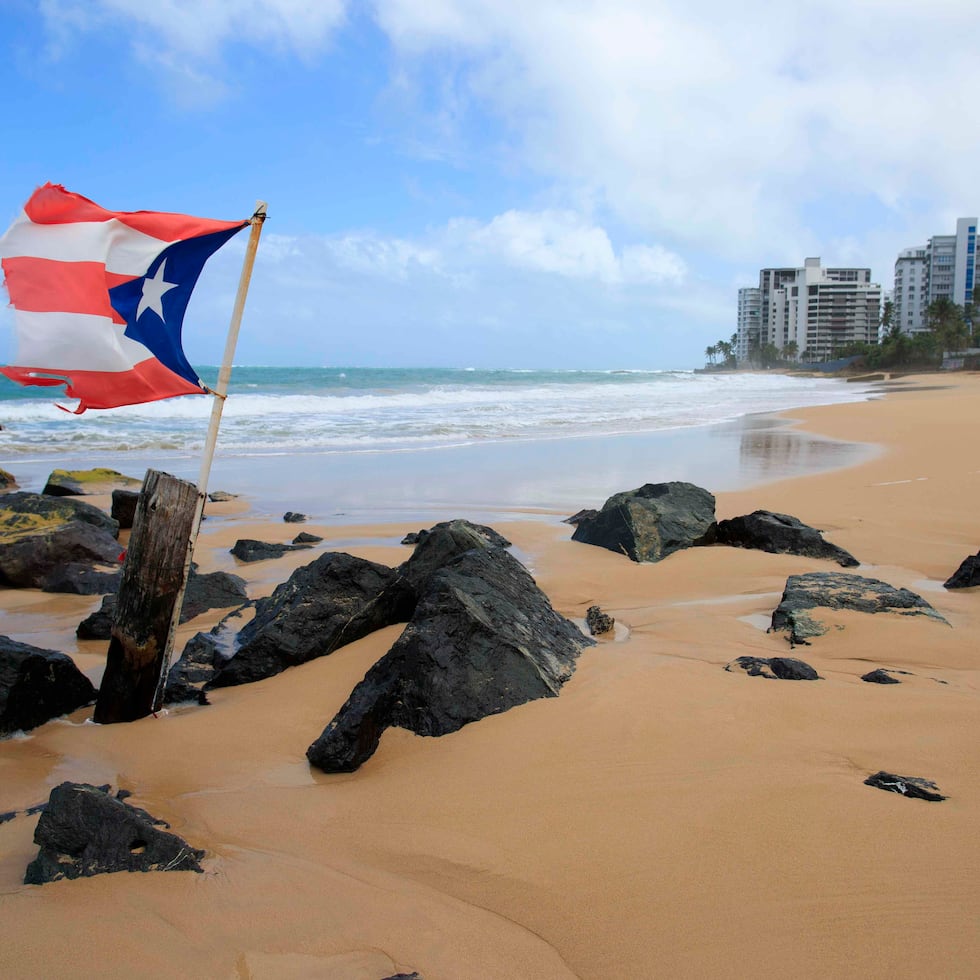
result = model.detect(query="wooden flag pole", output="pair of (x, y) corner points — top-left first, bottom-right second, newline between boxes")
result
(149, 202), (267, 712)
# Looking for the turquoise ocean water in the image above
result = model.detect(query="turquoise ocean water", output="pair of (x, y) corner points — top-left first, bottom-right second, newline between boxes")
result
(0, 367), (878, 521)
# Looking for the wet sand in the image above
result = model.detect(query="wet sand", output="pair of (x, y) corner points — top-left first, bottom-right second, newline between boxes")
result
(0, 374), (978, 979)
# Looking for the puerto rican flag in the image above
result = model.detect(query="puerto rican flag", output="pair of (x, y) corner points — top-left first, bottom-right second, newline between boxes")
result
(0, 183), (248, 413)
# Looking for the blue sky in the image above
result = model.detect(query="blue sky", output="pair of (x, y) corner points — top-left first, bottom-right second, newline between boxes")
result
(1, 0), (977, 370)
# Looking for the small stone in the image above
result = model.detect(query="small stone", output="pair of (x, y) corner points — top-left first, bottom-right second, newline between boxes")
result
(283, 511), (307, 523)
(864, 771), (946, 801)
(725, 656), (820, 680)
(861, 668), (901, 684)
(585, 605), (615, 635)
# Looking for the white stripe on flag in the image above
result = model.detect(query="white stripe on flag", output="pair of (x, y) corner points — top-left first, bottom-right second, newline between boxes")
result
(0, 214), (172, 276)
(9, 310), (153, 373)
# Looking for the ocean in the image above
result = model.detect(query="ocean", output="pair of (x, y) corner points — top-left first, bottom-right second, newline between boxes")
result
(0, 367), (879, 522)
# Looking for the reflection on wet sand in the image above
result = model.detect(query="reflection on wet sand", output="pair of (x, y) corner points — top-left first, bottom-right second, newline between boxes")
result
(702, 413), (872, 489)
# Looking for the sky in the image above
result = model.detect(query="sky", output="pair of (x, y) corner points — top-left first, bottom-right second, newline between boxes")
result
(0, 0), (977, 371)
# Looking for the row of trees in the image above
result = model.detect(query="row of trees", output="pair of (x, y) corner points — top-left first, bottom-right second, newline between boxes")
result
(707, 296), (978, 371)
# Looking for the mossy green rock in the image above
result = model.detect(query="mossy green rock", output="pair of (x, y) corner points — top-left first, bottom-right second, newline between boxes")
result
(43, 468), (141, 497)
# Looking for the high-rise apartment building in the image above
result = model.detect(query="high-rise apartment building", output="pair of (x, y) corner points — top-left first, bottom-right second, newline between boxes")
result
(736, 259), (881, 362)
(892, 217), (977, 334)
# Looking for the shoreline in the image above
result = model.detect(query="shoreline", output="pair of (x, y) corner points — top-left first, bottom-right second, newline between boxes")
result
(1, 373), (978, 978)
(2, 405), (878, 527)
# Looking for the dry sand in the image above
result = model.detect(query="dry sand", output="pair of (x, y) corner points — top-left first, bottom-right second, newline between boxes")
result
(1, 374), (978, 979)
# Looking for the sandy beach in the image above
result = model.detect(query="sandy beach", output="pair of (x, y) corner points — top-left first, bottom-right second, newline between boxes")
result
(1, 373), (978, 979)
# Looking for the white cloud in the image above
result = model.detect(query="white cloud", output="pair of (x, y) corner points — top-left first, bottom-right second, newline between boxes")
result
(38, 0), (348, 87)
(214, 211), (700, 367)
(371, 0), (980, 267)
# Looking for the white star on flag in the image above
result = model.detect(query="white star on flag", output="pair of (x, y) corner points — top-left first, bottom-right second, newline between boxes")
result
(137, 259), (178, 322)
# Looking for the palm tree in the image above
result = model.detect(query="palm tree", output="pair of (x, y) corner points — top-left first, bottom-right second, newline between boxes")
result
(704, 344), (717, 366)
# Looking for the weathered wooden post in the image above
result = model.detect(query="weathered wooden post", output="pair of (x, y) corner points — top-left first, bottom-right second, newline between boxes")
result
(93, 470), (199, 723)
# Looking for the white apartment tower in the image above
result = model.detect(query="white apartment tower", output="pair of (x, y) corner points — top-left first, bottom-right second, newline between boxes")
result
(737, 259), (882, 362)
(892, 217), (977, 334)
(893, 247), (927, 334)
(736, 287), (761, 360)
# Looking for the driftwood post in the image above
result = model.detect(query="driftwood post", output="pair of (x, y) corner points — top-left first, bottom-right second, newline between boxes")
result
(93, 469), (199, 724)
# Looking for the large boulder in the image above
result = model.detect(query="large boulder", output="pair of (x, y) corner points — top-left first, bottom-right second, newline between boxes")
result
(42, 467), (140, 497)
(24, 782), (204, 884)
(0, 491), (119, 537)
(0, 636), (97, 735)
(0, 521), (122, 591)
(944, 551), (980, 589)
(307, 546), (594, 773)
(770, 572), (948, 645)
(0, 468), (17, 490)
(206, 552), (415, 689)
(398, 518), (510, 595)
(0, 492), (122, 591)
(571, 482), (716, 562)
(706, 510), (859, 567)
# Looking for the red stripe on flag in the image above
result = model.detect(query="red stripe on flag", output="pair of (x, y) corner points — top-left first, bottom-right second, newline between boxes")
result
(0, 357), (204, 413)
(24, 183), (247, 242)
(2, 257), (131, 324)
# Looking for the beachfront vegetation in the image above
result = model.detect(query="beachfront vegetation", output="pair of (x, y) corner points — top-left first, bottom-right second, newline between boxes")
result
(712, 294), (980, 372)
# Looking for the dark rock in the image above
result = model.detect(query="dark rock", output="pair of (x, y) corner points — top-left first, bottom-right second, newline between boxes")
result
(381, 974), (423, 980)
(24, 782), (204, 883)
(943, 552), (980, 589)
(398, 519), (511, 596)
(42, 468), (140, 497)
(0, 490), (119, 537)
(861, 668), (902, 684)
(207, 490), (238, 503)
(706, 510), (859, 567)
(307, 547), (594, 773)
(1, 635), (97, 735)
(563, 508), (598, 526)
(0, 520), (123, 592)
(571, 482), (716, 562)
(230, 538), (314, 562)
(292, 531), (323, 544)
(725, 655), (820, 680)
(401, 519), (511, 550)
(208, 552), (415, 689)
(770, 572), (948, 646)
(74, 597), (120, 642)
(76, 569), (248, 640)
(283, 511), (307, 523)
(0, 492), (122, 591)
(585, 605), (615, 636)
(111, 489), (139, 529)
(164, 630), (225, 704)
(0, 468), (17, 490)
(40, 560), (123, 595)
(864, 771), (946, 802)
(181, 569), (249, 620)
